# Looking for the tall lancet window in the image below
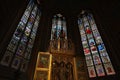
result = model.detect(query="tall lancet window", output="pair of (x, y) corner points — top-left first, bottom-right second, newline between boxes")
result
(0, 0), (41, 72)
(78, 11), (115, 78)
(51, 14), (67, 40)
(50, 14), (68, 50)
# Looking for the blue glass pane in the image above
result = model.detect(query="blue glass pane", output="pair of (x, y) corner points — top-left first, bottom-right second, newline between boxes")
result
(14, 22), (25, 39)
(21, 34), (28, 44)
(89, 39), (95, 46)
(11, 56), (21, 69)
(98, 43), (105, 51)
(27, 22), (33, 29)
(87, 14), (93, 20)
(21, 15), (28, 24)
(18, 21), (25, 29)
(78, 19), (82, 25)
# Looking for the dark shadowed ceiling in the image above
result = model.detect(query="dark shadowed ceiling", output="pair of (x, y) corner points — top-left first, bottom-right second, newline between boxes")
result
(38, 0), (97, 15)
(37, 0), (120, 16)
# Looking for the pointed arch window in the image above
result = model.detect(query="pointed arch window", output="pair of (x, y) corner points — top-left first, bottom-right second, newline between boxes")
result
(78, 11), (115, 77)
(0, 1), (41, 72)
(50, 14), (69, 51)
(49, 13), (74, 54)
(51, 14), (67, 40)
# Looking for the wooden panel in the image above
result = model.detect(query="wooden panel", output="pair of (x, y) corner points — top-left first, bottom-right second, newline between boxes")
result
(33, 52), (52, 80)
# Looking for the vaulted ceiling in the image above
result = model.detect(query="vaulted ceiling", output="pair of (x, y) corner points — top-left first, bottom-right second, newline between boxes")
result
(38, 0), (98, 15)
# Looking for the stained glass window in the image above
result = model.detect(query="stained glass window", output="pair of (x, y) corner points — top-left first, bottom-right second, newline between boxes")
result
(78, 11), (115, 77)
(50, 14), (68, 50)
(51, 14), (67, 40)
(0, 1), (41, 72)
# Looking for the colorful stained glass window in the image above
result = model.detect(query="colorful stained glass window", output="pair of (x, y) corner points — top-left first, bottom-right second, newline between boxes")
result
(51, 14), (67, 40)
(0, 1), (41, 72)
(50, 14), (68, 50)
(78, 11), (115, 77)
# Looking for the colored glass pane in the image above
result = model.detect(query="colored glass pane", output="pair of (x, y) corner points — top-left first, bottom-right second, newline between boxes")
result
(78, 11), (115, 77)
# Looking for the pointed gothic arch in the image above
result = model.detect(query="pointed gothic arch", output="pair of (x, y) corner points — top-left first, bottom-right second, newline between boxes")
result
(78, 10), (115, 77)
